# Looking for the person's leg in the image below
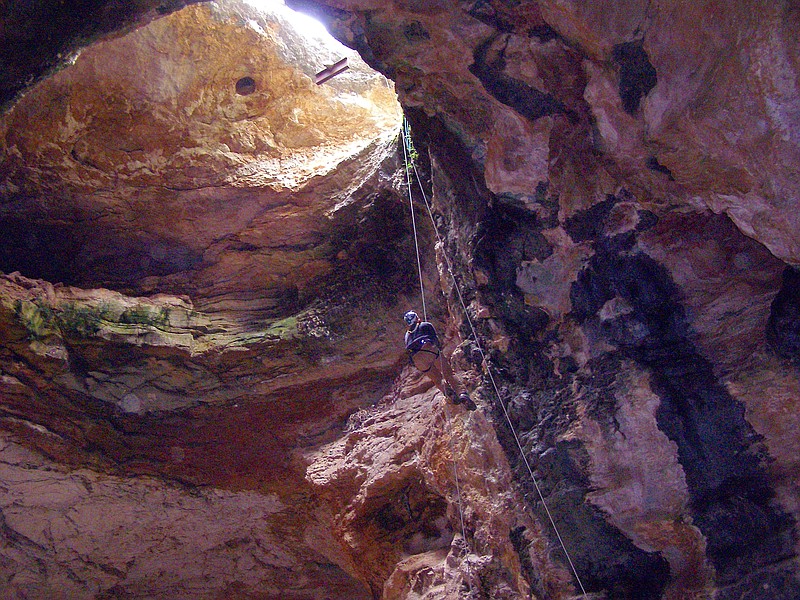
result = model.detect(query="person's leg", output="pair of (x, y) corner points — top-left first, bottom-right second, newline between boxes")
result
(438, 352), (463, 396)
(425, 360), (448, 396)
(413, 343), (447, 395)
(414, 343), (475, 409)
(439, 348), (476, 409)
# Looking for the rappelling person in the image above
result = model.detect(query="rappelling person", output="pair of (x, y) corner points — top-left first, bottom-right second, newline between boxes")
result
(403, 310), (476, 410)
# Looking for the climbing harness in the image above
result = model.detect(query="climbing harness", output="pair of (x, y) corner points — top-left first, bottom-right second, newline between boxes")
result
(410, 345), (440, 373)
(405, 315), (441, 372)
(401, 118), (589, 598)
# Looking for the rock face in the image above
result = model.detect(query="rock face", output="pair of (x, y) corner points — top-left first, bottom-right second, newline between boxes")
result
(2, 0), (800, 598)
(0, 1), (400, 304)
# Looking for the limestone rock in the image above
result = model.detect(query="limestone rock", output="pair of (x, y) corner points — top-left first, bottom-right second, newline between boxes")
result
(0, 1), (401, 305)
(2, 0), (800, 598)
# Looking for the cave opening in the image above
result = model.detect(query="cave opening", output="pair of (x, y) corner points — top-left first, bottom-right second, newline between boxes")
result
(244, 0), (332, 39)
(0, 0), (402, 295)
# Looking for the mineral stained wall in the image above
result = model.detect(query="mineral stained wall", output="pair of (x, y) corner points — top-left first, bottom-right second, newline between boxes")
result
(1, 0), (799, 598)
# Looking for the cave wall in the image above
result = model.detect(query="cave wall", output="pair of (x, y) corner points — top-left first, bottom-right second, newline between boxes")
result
(287, 0), (800, 597)
(2, 0), (800, 598)
(0, 0), (210, 111)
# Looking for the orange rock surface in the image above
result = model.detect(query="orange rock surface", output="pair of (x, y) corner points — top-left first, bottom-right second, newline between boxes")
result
(1, 0), (800, 598)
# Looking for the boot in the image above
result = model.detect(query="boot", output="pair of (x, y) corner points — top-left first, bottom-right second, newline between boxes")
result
(457, 392), (477, 411)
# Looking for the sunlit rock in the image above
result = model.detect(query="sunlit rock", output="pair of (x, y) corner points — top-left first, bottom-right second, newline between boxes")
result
(2, 0), (800, 598)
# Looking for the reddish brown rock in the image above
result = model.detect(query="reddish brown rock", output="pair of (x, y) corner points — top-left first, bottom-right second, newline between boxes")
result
(2, 0), (800, 598)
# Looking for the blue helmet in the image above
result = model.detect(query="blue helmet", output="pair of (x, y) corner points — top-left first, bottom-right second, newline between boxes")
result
(403, 310), (419, 327)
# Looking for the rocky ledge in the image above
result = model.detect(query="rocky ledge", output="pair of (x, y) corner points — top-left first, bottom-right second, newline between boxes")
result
(2, 0), (800, 598)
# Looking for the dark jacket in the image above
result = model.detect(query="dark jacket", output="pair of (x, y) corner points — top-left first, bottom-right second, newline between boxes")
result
(404, 322), (439, 354)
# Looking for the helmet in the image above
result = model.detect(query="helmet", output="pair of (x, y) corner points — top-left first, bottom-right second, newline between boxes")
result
(403, 310), (419, 327)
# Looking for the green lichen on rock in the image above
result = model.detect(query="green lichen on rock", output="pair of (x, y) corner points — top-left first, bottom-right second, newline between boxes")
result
(10, 291), (335, 358)
(14, 299), (56, 340)
(224, 309), (333, 352)
(119, 305), (171, 328)
(265, 315), (299, 340)
(13, 299), (111, 340)
(12, 297), (179, 342)
(58, 303), (110, 338)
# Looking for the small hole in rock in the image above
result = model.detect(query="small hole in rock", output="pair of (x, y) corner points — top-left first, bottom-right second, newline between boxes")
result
(236, 76), (256, 95)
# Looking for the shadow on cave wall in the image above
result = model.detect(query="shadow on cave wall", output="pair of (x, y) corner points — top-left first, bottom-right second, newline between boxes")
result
(474, 202), (672, 597)
(0, 168), (418, 324)
(470, 34), (566, 122)
(767, 266), (800, 361)
(568, 196), (798, 598)
(406, 111), (673, 597)
(0, 213), (202, 291)
(324, 186), (421, 309)
(460, 169), (797, 596)
(611, 41), (657, 114)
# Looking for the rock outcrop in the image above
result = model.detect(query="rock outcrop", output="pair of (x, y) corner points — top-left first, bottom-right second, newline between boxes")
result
(2, 0), (800, 598)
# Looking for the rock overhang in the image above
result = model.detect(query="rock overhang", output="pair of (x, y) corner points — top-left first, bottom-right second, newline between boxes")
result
(0, 0), (417, 463)
(0, 7), (422, 596)
(0, 0), (403, 298)
(3, 1), (800, 598)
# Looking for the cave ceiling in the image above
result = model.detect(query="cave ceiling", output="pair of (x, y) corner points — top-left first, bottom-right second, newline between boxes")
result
(1, 1), (800, 599)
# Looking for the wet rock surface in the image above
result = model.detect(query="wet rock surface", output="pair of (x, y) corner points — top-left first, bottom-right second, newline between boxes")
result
(2, 0), (800, 598)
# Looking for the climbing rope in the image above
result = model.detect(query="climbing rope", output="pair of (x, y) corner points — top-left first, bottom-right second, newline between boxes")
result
(402, 117), (427, 322)
(403, 121), (589, 598)
(404, 120), (473, 595)
(441, 393), (477, 597)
